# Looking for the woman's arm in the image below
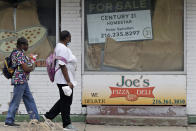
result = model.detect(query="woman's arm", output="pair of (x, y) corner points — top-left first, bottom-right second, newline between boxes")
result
(60, 64), (74, 88)
(21, 63), (33, 73)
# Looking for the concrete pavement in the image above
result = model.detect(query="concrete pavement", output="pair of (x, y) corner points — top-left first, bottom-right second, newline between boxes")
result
(0, 122), (196, 131)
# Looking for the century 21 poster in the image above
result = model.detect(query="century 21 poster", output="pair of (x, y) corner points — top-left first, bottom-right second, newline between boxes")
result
(82, 75), (186, 105)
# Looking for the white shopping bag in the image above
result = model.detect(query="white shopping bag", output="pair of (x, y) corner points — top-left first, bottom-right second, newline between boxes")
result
(62, 86), (72, 96)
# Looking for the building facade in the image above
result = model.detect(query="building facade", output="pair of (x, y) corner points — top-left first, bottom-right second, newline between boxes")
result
(0, 0), (196, 124)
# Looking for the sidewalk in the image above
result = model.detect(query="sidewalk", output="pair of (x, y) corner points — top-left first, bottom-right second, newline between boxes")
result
(0, 122), (196, 131)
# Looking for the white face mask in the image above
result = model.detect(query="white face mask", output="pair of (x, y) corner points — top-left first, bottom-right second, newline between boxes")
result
(67, 42), (70, 46)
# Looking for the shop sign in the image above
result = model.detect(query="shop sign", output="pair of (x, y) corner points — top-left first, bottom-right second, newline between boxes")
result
(82, 75), (186, 105)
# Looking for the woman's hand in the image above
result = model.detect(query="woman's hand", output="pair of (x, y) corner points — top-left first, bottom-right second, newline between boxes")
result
(21, 63), (34, 72)
(67, 82), (74, 89)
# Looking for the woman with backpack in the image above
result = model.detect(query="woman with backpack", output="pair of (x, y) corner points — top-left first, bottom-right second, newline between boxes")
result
(4, 37), (39, 126)
(42, 30), (78, 131)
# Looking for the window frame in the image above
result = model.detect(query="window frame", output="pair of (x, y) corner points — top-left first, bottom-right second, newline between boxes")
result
(82, 0), (187, 75)
(34, 0), (60, 72)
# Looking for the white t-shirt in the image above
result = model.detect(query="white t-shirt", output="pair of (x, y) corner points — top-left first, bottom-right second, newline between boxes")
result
(54, 43), (77, 86)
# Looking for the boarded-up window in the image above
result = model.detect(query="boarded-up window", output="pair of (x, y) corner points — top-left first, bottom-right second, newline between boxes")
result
(0, 0), (56, 67)
(84, 0), (184, 72)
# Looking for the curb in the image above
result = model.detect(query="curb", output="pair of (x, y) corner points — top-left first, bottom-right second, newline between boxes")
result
(86, 115), (188, 126)
(1, 114), (195, 125)
(0, 114), (86, 122)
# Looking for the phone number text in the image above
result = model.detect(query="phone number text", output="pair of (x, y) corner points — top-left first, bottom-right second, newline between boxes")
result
(101, 31), (140, 38)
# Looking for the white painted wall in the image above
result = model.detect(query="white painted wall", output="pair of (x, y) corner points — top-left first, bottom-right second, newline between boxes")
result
(60, 0), (83, 114)
(187, 0), (196, 115)
(0, 70), (83, 114)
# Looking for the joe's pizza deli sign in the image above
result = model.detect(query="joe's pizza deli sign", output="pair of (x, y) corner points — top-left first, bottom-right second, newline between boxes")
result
(85, 0), (153, 44)
(82, 75), (186, 105)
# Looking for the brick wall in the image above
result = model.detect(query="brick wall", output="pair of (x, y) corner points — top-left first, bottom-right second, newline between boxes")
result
(0, 70), (83, 115)
(187, 0), (196, 115)
(61, 0), (83, 114)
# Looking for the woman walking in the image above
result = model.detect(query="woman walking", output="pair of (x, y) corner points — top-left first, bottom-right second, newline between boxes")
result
(5, 37), (39, 126)
(43, 30), (78, 131)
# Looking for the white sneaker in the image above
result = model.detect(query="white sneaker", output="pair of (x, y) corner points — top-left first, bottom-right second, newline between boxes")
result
(41, 115), (55, 128)
(63, 124), (78, 131)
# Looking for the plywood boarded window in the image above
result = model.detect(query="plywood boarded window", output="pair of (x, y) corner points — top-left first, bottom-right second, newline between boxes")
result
(84, 0), (184, 72)
(0, 0), (56, 67)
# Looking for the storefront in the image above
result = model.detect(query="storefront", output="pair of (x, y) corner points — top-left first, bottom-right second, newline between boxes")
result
(1, 0), (196, 125)
(81, 0), (188, 125)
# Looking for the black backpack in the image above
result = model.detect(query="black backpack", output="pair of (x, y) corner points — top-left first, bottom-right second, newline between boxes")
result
(2, 50), (17, 79)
